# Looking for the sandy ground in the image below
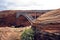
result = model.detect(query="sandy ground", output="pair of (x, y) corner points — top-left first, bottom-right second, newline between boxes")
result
(0, 26), (31, 40)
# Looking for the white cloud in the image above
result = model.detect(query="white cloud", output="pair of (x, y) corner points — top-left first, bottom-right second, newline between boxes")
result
(0, 0), (60, 10)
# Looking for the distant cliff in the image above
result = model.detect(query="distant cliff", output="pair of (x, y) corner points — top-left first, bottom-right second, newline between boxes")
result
(0, 10), (50, 27)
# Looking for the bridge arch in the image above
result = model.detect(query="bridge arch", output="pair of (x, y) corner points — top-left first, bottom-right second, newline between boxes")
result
(15, 12), (34, 27)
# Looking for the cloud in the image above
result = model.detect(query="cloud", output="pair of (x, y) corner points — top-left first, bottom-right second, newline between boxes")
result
(0, 0), (60, 10)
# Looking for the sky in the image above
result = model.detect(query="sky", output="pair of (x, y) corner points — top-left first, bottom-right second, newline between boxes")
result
(0, 0), (60, 10)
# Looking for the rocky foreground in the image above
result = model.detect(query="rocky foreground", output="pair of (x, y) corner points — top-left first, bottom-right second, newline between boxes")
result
(35, 31), (60, 40)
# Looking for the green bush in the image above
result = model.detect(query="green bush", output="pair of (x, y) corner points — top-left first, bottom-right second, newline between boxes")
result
(21, 28), (34, 40)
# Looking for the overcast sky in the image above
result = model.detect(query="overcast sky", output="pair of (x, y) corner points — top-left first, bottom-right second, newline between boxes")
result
(0, 0), (60, 10)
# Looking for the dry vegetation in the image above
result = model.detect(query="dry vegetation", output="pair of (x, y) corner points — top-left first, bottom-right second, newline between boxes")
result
(0, 26), (31, 40)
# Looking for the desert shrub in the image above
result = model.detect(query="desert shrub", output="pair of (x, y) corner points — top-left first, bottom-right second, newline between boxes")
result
(21, 28), (34, 40)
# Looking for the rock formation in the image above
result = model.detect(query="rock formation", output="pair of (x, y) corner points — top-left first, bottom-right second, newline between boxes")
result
(33, 9), (60, 33)
(32, 9), (60, 40)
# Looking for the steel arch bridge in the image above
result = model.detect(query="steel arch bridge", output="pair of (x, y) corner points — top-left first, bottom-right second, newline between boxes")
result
(16, 12), (35, 26)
